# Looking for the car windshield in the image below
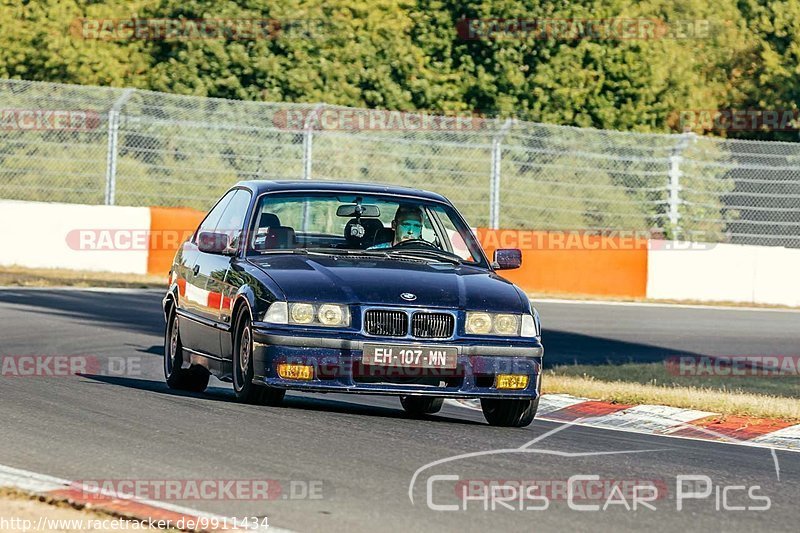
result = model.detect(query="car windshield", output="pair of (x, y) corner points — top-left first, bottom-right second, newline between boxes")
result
(245, 192), (487, 267)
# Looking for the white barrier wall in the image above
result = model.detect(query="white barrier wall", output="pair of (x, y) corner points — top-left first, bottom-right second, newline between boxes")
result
(647, 241), (800, 307)
(752, 245), (800, 307)
(0, 200), (150, 274)
(1, 200), (797, 305)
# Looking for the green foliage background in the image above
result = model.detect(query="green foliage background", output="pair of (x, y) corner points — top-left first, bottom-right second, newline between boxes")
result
(1, 0), (798, 242)
(1, 0), (794, 138)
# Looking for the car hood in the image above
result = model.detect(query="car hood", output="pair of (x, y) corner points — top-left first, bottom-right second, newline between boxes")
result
(248, 254), (526, 312)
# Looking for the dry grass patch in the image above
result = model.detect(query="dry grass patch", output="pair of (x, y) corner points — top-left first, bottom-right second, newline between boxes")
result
(0, 265), (165, 289)
(544, 372), (800, 422)
(0, 487), (171, 531)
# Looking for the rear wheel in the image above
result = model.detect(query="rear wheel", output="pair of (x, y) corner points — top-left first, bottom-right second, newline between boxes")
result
(481, 397), (538, 427)
(164, 305), (209, 393)
(400, 396), (444, 416)
(233, 308), (285, 406)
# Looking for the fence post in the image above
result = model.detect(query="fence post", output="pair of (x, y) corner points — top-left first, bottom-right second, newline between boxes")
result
(302, 104), (325, 181)
(667, 132), (693, 233)
(301, 104), (325, 231)
(489, 119), (514, 230)
(105, 89), (135, 205)
(104, 88), (135, 206)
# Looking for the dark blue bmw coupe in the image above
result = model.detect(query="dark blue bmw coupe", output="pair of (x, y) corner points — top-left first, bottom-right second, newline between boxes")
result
(163, 181), (543, 427)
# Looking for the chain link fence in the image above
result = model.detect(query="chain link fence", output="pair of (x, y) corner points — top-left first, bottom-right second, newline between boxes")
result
(1, 79), (798, 247)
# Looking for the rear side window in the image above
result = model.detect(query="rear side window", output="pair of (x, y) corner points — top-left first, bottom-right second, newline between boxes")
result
(196, 190), (237, 238)
(214, 189), (252, 250)
(215, 190), (252, 234)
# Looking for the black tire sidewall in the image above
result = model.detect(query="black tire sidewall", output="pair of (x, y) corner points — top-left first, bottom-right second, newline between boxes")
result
(481, 398), (538, 427)
(164, 306), (183, 384)
(400, 396), (444, 415)
(233, 309), (256, 400)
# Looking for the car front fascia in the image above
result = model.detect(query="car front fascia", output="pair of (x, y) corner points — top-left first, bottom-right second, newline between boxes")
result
(249, 315), (543, 400)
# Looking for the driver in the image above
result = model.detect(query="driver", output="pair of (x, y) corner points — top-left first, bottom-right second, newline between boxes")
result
(368, 205), (424, 249)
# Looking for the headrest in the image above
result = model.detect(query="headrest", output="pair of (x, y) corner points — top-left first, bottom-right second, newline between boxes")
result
(259, 213), (281, 229)
(344, 218), (384, 246)
(253, 226), (296, 250)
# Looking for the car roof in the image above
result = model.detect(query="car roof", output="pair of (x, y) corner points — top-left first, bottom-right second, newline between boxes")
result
(235, 180), (450, 203)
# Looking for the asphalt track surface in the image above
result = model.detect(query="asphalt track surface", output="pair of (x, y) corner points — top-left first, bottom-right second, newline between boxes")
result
(0, 288), (799, 532)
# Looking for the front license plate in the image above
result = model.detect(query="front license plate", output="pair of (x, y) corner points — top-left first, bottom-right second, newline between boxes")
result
(362, 344), (458, 369)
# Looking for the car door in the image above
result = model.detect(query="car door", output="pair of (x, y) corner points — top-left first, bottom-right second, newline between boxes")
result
(183, 188), (252, 358)
(178, 189), (237, 354)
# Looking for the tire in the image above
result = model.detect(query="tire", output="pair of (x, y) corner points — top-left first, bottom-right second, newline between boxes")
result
(480, 397), (539, 428)
(232, 308), (285, 406)
(400, 396), (444, 416)
(164, 305), (209, 393)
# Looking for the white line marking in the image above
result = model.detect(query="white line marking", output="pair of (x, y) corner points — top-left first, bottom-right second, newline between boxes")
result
(751, 424), (800, 450)
(536, 393), (590, 416)
(578, 404), (717, 434)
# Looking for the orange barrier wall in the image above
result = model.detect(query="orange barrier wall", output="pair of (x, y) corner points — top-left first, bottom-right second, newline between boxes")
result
(147, 207), (205, 276)
(146, 213), (648, 298)
(476, 229), (648, 298)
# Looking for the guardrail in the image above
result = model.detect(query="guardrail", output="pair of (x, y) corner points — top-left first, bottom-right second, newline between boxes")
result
(1, 79), (798, 247)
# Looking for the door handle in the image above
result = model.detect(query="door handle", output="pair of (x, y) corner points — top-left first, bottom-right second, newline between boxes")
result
(192, 264), (200, 276)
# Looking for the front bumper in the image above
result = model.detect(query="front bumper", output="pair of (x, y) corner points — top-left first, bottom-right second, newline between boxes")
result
(251, 328), (543, 400)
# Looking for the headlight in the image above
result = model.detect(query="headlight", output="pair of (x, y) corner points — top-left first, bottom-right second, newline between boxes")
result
(465, 312), (493, 335)
(290, 303), (314, 324)
(318, 304), (346, 326)
(466, 312), (522, 336)
(493, 314), (519, 335)
(287, 302), (350, 327)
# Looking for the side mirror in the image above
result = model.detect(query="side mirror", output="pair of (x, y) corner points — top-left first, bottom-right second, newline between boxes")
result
(493, 248), (522, 270)
(198, 231), (233, 255)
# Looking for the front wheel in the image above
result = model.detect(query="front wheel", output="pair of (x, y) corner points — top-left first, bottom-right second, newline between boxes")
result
(481, 397), (538, 427)
(400, 396), (444, 416)
(233, 308), (285, 406)
(164, 306), (209, 393)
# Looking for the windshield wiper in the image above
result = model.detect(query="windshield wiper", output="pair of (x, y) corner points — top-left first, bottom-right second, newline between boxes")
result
(256, 247), (459, 265)
(385, 248), (461, 265)
(305, 248), (389, 257)
(254, 248), (309, 255)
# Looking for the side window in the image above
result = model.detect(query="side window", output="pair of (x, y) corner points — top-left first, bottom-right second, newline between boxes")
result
(432, 206), (475, 261)
(214, 189), (252, 251)
(195, 190), (237, 240)
(420, 211), (436, 243)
